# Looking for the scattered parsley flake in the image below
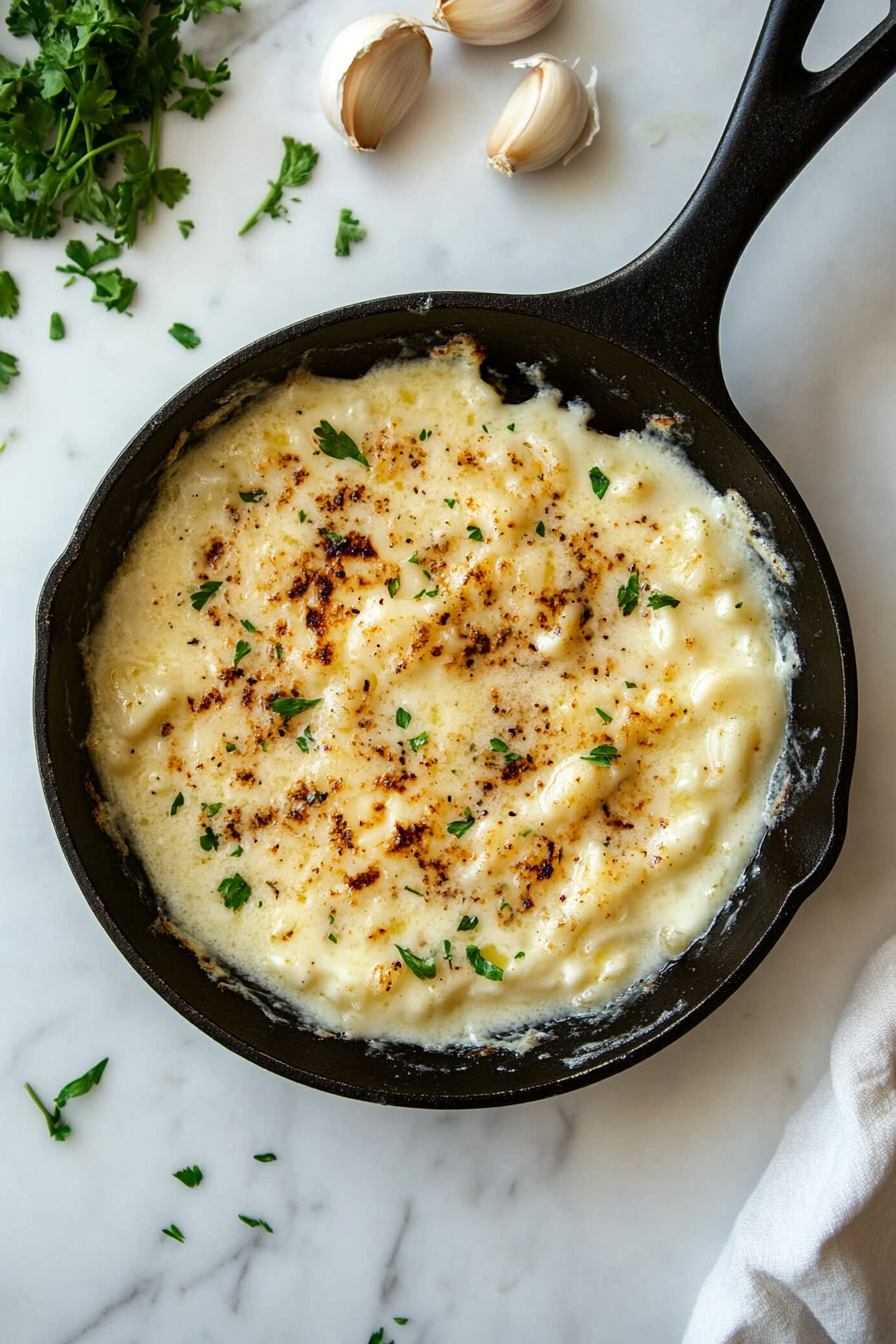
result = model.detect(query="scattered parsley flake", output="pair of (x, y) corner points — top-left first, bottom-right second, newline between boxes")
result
(617, 571), (640, 617)
(299, 509), (308, 523)
(254, 1153), (277, 1162)
(239, 138), (319, 235)
(443, 939), (453, 966)
(581, 744), (620, 766)
(296, 726), (313, 753)
(409, 731), (428, 752)
(394, 1320), (409, 1328)
(419, 429), (432, 441)
(444, 497), (456, 508)
(233, 638), (251, 666)
(163, 1224), (185, 1243)
(404, 886), (424, 896)
(647, 591), (680, 610)
(457, 914), (478, 931)
(275, 644), (283, 660)
(24, 1056), (109, 1142)
(169, 321), (200, 349)
(625, 680), (637, 689)
(240, 618), (257, 633)
(56, 236), (137, 315)
(589, 465), (611, 498)
(313, 420), (369, 468)
(408, 553), (420, 565)
(515, 951), (525, 960)
(0, 351), (20, 389)
(334, 206), (366, 256)
(396, 945), (436, 980)
(596, 707), (613, 724)
(171, 792), (185, 815)
(327, 932), (338, 943)
(239, 489), (264, 503)
(238, 1214), (273, 1232)
(466, 525), (484, 542)
(321, 527), (346, 548)
(271, 696), (322, 719)
(49, 312), (65, 341)
(735, 601), (743, 609)
(230, 845), (243, 857)
(466, 945), (503, 981)
(396, 707), (412, 729)
(199, 825), (218, 852)
(219, 873), (251, 909)
(225, 742), (236, 752)
(173, 1165), (203, 1188)
(203, 802), (223, 815)
(535, 521), (546, 537)
(190, 579), (222, 610)
(387, 577), (400, 598)
(447, 807), (474, 838)
(178, 220), (194, 239)
(482, 424), (489, 433)
(507, 423), (515, 432)
(0, 271), (19, 317)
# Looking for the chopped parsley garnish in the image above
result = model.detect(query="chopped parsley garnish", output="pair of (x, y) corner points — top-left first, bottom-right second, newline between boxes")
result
(190, 579), (222, 610)
(413, 586), (438, 599)
(296, 726), (313, 753)
(238, 1214), (273, 1233)
(171, 792), (185, 815)
(275, 644), (283, 660)
(173, 1165), (203, 1188)
(515, 951), (525, 960)
(647, 591), (680, 610)
(270, 696), (322, 719)
(163, 1224), (185, 1243)
(457, 914), (478, 931)
(327, 932), (338, 943)
(589, 465), (611, 498)
(239, 137), (319, 235)
(169, 321), (200, 349)
(444, 497), (456, 508)
(581, 744), (620, 766)
(24, 1057), (109, 1142)
(625, 680), (637, 689)
(0, 270), (19, 318)
(420, 429), (432, 441)
(199, 825), (219, 852)
(394, 1321), (409, 1327)
(56, 236), (137, 315)
(239, 489), (265, 503)
(447, 807), (474, 838)
(535, 521), (546, 537)
(225, 742), (237, 752)
(617, 571), (640, 617)
(466, 945), (503, 981)
(490, 738), (520, 764)
(507, 423), (515, 432)
(334, 206), (366, 256)
(396, 707), (412, 729)
(409, 731), (428, 752)
(466, 525), (484, 542)
(387, 577), (400, 598)
(482, 424), (489, 433)
(298, 509), (308, 523)
(49, 312), (65, 341)
(254, 1153), (277, 1162)
(233, 638), (251, 666)
(219, 873), (251, 910)
(444, 939), (453, 966)
(395, 945), (436, 979)
(313, 420), (369, 468)
(408, 553), (420, 565)
(203, 802), (223, 815)
(178, 220), (194, 239)
(595, 707), (613, 724)
(0, 350), (19, 389)
(321, 527), (346, 548)
(239, 619), (257, 633)
(735, 601), (743, 609)
(404, 886), (424, 896)
(230, 845), (243, 857)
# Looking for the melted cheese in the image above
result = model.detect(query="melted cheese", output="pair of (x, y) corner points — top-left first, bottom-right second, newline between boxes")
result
(86, 340), (792, 1045)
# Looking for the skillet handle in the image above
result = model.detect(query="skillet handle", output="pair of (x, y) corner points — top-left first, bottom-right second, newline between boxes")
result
(560, 0), (896, 398)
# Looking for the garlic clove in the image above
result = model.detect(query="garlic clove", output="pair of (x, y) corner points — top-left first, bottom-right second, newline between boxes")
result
(320, 14), (433, 152)
(487, 53), (599, 175)
(433, 0), (564, 46)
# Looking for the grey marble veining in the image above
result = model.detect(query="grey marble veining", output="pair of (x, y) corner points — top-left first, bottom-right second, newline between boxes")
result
(2, 0), (895, 1340)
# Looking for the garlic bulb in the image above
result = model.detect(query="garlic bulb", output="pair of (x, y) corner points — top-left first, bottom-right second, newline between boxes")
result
(320, 14), (433, 152)
(433, 0), (564, 46)
(487, 54), (599, 175)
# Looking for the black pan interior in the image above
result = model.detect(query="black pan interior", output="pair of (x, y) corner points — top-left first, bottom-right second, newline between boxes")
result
(35, 296), (855, 1107)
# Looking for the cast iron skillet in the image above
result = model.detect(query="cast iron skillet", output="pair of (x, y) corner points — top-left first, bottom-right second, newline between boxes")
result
(35, 0), (896, 1107)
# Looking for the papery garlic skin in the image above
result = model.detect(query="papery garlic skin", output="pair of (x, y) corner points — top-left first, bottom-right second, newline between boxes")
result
(487, 53), (599, 174)
(320, 14), (432, 152)
(433, 0), (564, 46)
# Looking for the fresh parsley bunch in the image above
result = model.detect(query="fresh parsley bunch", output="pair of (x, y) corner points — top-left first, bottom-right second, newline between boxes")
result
(0, 0), (239, 246)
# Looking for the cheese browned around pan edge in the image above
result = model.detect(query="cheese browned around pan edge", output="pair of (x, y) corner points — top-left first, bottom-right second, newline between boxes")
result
(86, 339), (793, 1045)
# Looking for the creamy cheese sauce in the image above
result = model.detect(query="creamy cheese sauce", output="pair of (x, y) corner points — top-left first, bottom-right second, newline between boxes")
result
(86, 340), (793, 1045)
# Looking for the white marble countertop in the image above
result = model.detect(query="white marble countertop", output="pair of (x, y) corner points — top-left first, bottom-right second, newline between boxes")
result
(2, 0), (895, 1339)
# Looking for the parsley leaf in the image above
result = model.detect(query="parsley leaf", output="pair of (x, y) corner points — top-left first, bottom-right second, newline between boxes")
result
(396, 945), (436, 980)
(171, 792), (185, 815)
(54, 1058), (108, 1108)
(240, 619), (257, 633)
(296, 726), (313, 752)
(625, 680), (637, 689)
(334, 206), (366, 256)
(173, 1165), (203, 1187)
(199, 825), (219, 851)
(233, 638), (250, 666)
(581, 744), (620, 766)
(169, 321), (200, 349)
(0, 350), (20, 389)
(254, 1152), (277, 1162)
(313, 420), (369, 469)
(24, 1056), (109, 1141)
(163, 1224), (185, 1243)
(647, 591), (680, 610)
(457, 914), (478, 931)
(444, 497), (455, 507)
(409, 731), (428, 752)
(387, 577), (400, 598)
(596, 707), (613, 724)
(617, 571), (640, 617)
(404, 886), (424, 896)
(239, 489), (264, 502)
(178, 219), (194, 238)
(535, 521), (546, 537)
(589, 465), (611, 498)
(466, 524), (484, 542)
(396, 707), (412, 729)
(219, 873), (251, 909)
(56, 235), (136, 314)
(271, 696), (322, 719)
(204, 802), (223, 815)
(239, 1214), (273, 1232)
(490, 738), (520, 764)
(23, 1085), (71, 1142)
(0, 270), (19, 317)
(466, 945), (503, 981)
(239, 137), (319, 235)
(447, 807), (474, 838)
(190, 579), (221, 611)
(321, 527), (346, 548)
(49, 311), (65, 340)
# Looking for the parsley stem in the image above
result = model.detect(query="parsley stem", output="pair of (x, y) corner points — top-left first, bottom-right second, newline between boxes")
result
(55, 134), (142, 195)
(147, 108), (162, 226)
(24, 1083), (55, 1128)
(239, 184), (277, 237)
(58, 108), (82, 161)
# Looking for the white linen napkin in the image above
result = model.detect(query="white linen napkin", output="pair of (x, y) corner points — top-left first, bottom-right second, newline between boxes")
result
(683, 935), (896, 1344)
